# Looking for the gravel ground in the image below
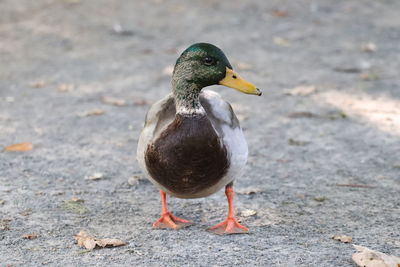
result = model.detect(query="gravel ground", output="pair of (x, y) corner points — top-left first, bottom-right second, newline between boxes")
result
(1, 0), (399, 266)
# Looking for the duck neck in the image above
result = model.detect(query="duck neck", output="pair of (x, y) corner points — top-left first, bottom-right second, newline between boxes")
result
(172, 79), (205, 115)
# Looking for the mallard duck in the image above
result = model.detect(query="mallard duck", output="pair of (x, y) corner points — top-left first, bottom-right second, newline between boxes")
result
(137, 43), (261, 234)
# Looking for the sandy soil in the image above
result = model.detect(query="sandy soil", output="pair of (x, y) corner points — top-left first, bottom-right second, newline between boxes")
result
(0, 0), (399, 266)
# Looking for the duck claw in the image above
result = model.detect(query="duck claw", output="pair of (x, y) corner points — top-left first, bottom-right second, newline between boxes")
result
(208, 217), (249, 235)
(153, 212), (192, 229)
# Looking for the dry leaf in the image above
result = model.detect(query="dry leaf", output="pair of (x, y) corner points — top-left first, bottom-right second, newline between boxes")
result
(128, 177), (139, 186)
(241, 209), (257, 217)
(50, 191), (64, 196)
(22, 233), (38, 240)
(102, 96), (127, 106)
(236, 187), (263, 195)
(273, 36), (291, 47)
(30, 80), (47, 88)
(128, 175), (144, 186)
(70, 197), (84, 203)
(57, 83), (74, 92)
(361, 42), (377, 53)
(132, 97), (150, 106)
(77, 109), (105, 117)
(74, 231), (127, 250)
(352, 245), (400, 267)
(272, 9), (288, 17)
(332, 235), (352, 243)
(288, 111), (318, 118)
(284, 86), (317, 96)
(246, 208), (285, 227)
(112, 23), (134, 36)
(75, 231), (97, 250)
(84, 172), (105, 180)
(4, 142), (33, 152)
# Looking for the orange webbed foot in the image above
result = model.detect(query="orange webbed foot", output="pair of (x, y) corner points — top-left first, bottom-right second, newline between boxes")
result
(153, 212), (192, 229)
(208, 217), (249, 235)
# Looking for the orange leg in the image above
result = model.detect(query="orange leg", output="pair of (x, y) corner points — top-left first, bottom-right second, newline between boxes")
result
(153, 190), (192, 229)
(208, 184), (249, 235)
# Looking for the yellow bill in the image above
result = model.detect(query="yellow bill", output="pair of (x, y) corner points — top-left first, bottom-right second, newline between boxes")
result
(219, 67), (262, 96)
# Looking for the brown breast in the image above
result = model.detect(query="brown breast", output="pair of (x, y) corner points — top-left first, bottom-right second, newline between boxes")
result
(145, 113), (229, 196)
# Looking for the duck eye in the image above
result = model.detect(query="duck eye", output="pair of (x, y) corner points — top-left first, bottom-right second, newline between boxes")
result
(203, 56), (215, 66)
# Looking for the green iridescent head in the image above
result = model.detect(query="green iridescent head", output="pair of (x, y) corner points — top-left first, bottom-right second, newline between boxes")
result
(173, 43), (233, 87)
(172, 43), (261, 112)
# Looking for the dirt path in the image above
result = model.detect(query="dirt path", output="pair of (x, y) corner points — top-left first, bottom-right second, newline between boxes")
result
(1, 0), (399, 266)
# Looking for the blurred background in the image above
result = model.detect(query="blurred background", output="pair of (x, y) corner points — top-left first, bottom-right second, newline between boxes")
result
(0, 0), (399, 266)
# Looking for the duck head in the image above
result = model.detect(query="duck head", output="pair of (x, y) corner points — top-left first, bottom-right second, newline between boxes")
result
(172, 43), (262, 96)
